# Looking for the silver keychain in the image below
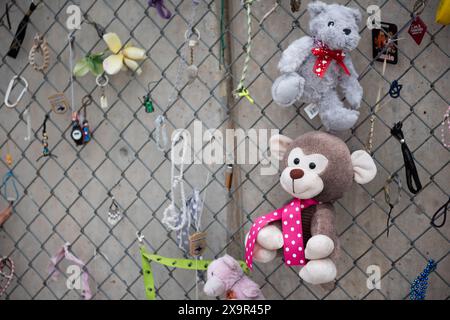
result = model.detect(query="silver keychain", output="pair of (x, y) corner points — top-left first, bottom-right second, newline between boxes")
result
(96, 74), (109, 109)
(185, 28), (200, 84)
(4, 75), (28, 108)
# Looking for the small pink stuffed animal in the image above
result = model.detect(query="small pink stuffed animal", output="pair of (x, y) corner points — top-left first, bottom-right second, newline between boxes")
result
(203, 255), (265, 300)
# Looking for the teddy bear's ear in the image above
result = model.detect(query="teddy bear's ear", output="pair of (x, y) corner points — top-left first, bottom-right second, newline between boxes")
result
(351, 150), (377, 184)
(349, 7), (362, 25)
(222, 255), (241, 271)
(308, 1), (327, 18)
(270, 134), (293, 161)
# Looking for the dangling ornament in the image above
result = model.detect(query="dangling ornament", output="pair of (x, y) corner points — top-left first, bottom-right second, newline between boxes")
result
(96, 74), (109, 109)
(139, 81), (158, 113)
(408, 0), (428, 45)
(185, 28), (200, 84)
(107, 196), (122, 225)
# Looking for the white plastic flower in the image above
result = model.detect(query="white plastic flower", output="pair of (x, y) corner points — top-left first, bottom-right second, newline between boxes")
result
(102, 33), (146, 75)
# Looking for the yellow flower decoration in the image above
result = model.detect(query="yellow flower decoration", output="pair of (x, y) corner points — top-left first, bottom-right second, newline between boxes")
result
(102, 33), (146, 75)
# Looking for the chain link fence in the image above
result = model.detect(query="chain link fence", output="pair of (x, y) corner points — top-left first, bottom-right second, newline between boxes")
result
(0, 0), (448, 300)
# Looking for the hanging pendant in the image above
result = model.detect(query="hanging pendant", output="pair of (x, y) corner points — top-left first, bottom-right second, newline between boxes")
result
(185, 28), (200, 84)
(408, 15), (427, 45)
(82, 120), (91, 144)
(189, 231), (207, 257)
(96, 74), (109, 109)
(100, 94), (108, 109)
(107, 198), (122, 225)
(144, 97), (154, 113)
(71, 113), (84, 146)
(48, 93), (69, 114)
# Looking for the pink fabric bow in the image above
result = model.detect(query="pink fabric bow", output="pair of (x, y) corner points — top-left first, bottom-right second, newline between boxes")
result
(311, 43), (350, 78)
(48, 243), (92, 300)
(245, 198), (318, 270)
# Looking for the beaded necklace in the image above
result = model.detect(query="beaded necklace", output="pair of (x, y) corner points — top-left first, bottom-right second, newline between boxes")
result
(410, 259), (437, 300)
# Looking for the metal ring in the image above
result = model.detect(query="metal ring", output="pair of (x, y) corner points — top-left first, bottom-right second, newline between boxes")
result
(96, 74), (109, 87)
(412, 0), (426, 16)
(184, 27), (200, 41)
(81, 95), (93, 107)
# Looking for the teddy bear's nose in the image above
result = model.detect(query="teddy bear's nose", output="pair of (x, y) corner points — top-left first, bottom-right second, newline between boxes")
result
(343, 28), (351, 35)
(290, 169), (304, 180)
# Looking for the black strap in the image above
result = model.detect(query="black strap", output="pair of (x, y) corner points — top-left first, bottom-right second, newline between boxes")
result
(83, 13), (106, 38)
(391, 122), (423, 194)
(431, 197), (449, 228)
(42, 114), (48, 134)
(7, 1), (38, 58)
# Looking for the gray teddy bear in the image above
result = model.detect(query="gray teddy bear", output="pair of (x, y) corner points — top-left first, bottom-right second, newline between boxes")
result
(271, 1), (363, 131)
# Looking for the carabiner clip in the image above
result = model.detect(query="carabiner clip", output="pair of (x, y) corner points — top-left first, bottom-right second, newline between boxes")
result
(2, 171), (19, 202)
(4, 76), (28, 108)
(136, 231), (145, 243)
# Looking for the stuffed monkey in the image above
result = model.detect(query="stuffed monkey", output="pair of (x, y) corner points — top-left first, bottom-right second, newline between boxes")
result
(245, 131), (377, 285)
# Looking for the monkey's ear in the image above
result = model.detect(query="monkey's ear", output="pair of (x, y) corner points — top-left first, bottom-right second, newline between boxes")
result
(270, 134), (293, 161)
(351, 150), (377, 184)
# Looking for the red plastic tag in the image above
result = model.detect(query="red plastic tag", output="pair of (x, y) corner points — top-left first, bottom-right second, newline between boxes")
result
(408, 16), (427, 45)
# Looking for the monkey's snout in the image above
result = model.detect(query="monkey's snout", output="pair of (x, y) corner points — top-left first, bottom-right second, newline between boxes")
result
(290, 169), (304, 180)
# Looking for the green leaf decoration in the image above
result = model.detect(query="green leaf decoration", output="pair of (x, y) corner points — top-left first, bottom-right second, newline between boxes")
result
(73, 53), (105, 77)
(73, 58), (90, 77)
(86, 56), (104, 76)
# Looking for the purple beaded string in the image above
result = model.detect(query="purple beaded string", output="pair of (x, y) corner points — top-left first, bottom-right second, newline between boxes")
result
(441, 106), (450, 148)
(148, 0), (172, 19)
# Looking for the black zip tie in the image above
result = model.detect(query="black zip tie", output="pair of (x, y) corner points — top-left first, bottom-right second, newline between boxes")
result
(391, 122), (423, 194)
(430, 197), (449, 228)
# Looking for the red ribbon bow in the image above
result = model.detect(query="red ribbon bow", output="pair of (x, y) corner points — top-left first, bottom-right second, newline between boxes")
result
(311, 44), (350, 78)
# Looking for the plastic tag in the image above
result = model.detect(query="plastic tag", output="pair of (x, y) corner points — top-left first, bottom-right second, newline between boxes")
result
(304, 103), (319, 119)
(408, 16), (427, 45)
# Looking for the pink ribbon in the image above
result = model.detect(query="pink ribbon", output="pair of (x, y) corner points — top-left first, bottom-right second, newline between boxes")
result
(48, 243), (92, 300)
(245, 198), (318, 270)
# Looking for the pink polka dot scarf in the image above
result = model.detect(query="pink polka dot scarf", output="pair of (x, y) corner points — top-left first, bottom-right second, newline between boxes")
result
(245, 198), (318, 270)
